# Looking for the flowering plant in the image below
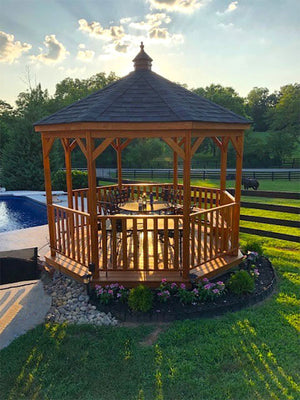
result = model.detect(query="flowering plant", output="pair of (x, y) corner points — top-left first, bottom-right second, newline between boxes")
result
(158, 279), (178, 294)
(95, 283), (129, 304)
(197, 279), (225, 301)
(157, 289), (171, 303)
(177, 285), (197, 304)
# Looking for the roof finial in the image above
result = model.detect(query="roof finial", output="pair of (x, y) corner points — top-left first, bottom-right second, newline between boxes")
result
(133, 42), (153, 71)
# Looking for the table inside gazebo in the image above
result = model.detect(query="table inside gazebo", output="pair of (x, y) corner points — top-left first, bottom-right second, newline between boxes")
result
(118, 201), (170, 214)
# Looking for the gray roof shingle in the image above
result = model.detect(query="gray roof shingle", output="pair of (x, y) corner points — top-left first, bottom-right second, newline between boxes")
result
(35, 69), (250, 126)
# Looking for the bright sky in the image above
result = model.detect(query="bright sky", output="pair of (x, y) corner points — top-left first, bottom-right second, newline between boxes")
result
(1, 0), (299, 105)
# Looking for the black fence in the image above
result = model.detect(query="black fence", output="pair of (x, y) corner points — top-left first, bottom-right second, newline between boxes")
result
(98, 168), (300, 181)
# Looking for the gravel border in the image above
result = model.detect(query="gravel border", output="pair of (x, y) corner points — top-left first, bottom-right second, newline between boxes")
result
(42, 271), (117, 326)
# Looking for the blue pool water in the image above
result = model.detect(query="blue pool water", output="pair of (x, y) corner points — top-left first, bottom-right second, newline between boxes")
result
(0, 196), (48, 233)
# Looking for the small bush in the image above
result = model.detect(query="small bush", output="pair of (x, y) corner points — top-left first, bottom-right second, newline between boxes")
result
(52, 169), (88, 191)
(128, 285), (153, 312)
(227, 270), (255, 295)
(242, 239), (264, 256)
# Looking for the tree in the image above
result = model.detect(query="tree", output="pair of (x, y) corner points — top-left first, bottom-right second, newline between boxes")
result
(246, 87), (279, 131)
(1, 85), (59, 190)
(54, 72), (118, 107)
(193, 84), (247, 116)
(265, 84), (300, 164)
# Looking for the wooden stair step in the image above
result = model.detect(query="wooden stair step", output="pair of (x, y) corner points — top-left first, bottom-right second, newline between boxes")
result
(190, 251), (244, 280)
(45, 252), (90, 283)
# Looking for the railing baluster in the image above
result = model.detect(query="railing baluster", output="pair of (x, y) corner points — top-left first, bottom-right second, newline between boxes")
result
(143, 218), (148, 270)
(163, 218), (169, 270)
(132, 218), (139, 269)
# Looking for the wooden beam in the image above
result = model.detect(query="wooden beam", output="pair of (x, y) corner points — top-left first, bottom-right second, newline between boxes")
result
(212, 137), (222, 149)
(163, 138), (185, 160)
(86, 133), (99, 280)
(220, 137), (229, 193)
(117, 138), (122, 190)
(173, 137), (178, 190)
(119, 138), (132, 151)
(41, 136), (56, 256)
(178, 137), (185, 147)
(34, 121), (250, 133)
(111, 140), (118, 151)
(69, 139), (77, 152)
(232, 135), (244, 255)
(191, 137), (205, 157)
(92, 138), (114, 161)
(62, 139), (73, 208)
(229, 136), (241, 157)
(43, 137), (55, 158)
(76, 138), (87, 158)
(182, 133), (191, 279)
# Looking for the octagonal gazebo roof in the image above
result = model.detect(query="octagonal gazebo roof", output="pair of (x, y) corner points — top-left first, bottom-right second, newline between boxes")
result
(35, 43), (249, 126)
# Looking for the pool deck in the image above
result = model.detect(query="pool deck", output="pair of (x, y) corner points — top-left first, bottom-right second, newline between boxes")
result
(0, 191), (68, 259)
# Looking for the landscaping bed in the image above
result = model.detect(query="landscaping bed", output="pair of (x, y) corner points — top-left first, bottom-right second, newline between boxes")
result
(90, 254), (276, 323)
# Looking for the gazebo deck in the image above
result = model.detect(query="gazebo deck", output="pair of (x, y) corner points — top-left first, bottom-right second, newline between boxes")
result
(45, 184), (243, 286)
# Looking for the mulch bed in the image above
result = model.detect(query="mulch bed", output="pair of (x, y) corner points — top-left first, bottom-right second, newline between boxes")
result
(90, 257), (276, 323)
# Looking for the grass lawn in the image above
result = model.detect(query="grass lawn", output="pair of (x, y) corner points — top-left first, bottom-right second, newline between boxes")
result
(1, 236), (299, 400)
(122, 177), (300, 193)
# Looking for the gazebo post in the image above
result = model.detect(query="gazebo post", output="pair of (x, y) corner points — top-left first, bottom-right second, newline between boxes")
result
(173, 137), (178, 190)
(232, 135), (244, 255)
(220, 137), (229, 204)
(116, 138), (122, 190)
(86, 133), (99, 279)
(41, 135), (56, 257)
(61, 139), (73, 208)
(182, 132), (191, 279)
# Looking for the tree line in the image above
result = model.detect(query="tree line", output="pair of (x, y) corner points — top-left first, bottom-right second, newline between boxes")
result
(0, 72), (299, 190)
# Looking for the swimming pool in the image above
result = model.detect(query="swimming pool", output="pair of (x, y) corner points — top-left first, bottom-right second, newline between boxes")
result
(0, 196), (48, 233)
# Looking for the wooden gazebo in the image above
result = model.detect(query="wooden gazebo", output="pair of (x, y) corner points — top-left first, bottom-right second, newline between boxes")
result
(34, 43), (250, 286)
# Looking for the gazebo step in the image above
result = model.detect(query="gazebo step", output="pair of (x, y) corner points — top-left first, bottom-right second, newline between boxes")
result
(93, 270), (190, 288)
(45, 252), (90, 283)
(190, 251), (244, 281)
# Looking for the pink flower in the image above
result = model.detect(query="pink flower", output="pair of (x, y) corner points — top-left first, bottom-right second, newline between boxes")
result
(117, 293), (121, 298)
(204, 284), (211, 290)
(171, 283), (177, 288)
(193, 288), (199, 294)
(161, 278), (167, 283)
(217, 281), (224, 286)
(180, 283), (186, 289)
(254, 269), (260, 277)
(203, 278), (209, 283)
(119, 285), (125, 290)
(108, 289), (113, 294)
(213, 289), (220, 294)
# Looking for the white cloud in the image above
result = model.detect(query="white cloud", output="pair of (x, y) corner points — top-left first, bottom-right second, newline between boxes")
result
(0, 31), (31, 63)
(77, 49), (95, 62)
(130, 13), (171, 30)
(120, 17), (132, 24)
(78, 19), (125, 41)
(31, 34), (69, 64)
(217, 1), (238, 15)
(147, 0), (207, 13)
(226, 1), (238, 12)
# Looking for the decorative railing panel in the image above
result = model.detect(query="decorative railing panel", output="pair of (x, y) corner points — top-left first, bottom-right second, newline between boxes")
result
(51, 204), (91, 267)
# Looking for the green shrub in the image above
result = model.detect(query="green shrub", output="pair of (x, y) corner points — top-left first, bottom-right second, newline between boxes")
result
(242, 239), (264, 256)
(128, 285), (153, 312)
(227, 270), (255, 295)
(52, 169), (88, 191)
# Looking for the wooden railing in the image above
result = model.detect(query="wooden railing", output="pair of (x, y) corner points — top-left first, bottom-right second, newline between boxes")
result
(51, 204), (91, 267)
(189, 202), (236, 269)
(72, 184), (222, 213)
(97, 214), (183, 272)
